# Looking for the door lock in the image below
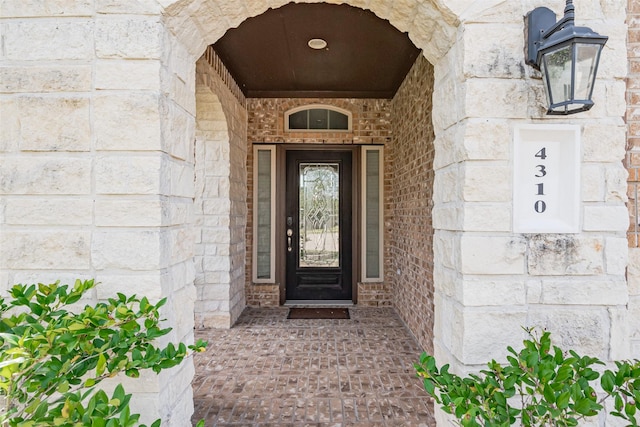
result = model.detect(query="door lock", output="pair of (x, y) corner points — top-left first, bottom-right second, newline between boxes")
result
(287, 228), (293, 252)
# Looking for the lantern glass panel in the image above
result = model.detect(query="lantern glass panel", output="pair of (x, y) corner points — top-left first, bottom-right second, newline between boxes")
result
(574, 43), (601, 100)
(542, 45), (572, 105)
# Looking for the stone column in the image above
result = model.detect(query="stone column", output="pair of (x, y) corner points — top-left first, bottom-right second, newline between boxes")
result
(431, 0), (629, 410)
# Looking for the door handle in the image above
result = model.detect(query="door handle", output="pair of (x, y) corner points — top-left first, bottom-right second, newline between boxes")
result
(287, 229), (293, 252)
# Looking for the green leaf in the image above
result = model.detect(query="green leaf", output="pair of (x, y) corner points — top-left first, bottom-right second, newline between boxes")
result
(601, 371), (615, 393)
(423, 378), (436, 395)
(97, 353), (106, 376)
(557, 391), (570, 409)
(574, 398), (593, 416)
(625, 402), (637, 418)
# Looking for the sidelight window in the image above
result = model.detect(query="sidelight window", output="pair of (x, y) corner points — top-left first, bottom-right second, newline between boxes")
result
(253, 145), (276, 282)
(362, 146), (384, 281)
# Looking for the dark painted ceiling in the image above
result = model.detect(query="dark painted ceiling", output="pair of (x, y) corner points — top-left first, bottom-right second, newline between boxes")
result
(212, 2), (421, 99)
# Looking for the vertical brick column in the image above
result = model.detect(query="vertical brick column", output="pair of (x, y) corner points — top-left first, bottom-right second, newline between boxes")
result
(627, 0), (640, 357)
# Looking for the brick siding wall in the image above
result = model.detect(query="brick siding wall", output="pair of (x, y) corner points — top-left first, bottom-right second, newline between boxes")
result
(245, 98), (393, 306)
(627, 0), (640, 357)
(389, 55), (436, 353)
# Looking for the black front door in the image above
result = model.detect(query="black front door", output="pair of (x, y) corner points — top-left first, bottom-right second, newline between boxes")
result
(285, 150), (353, 301)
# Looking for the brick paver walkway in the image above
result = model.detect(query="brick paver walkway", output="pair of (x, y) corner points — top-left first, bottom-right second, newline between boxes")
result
(191, 307), (435, 426)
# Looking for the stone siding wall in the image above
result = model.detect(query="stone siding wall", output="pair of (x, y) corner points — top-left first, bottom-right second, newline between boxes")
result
(627, 0), (640, 357)
(245, 98), (392, 306)
(194, 47), (248, 328)
(0, 3), (201, 424)
(389, 55), (436, 353)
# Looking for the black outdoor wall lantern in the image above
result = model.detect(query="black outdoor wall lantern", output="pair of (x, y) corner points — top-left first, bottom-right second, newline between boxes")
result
(525, 0), (608, 115)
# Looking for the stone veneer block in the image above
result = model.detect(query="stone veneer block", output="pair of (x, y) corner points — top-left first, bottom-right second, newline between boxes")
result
(460, 235), (526, 275)
(539, 280), (628, 305)
(0, 65), (92, 93)
(460, 279), (526, 306)
(458, 308), (528, 364)
(95, 155), (163, 195)
(528, 308), (609, 359)
(4, 198), (93, 225)
(2, 20), (94, 60)
(92, 230), (162, 270)
(94, 93), (162, 151)
(0, 231), (91, 269)
(527, 235), (604, 276)
(95, 17), (163, 59)
(583, 205), (629, 231)
(0, 157), (91, 195)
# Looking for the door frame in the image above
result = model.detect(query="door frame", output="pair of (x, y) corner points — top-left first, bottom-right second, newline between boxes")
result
(275, 145), (360, 305)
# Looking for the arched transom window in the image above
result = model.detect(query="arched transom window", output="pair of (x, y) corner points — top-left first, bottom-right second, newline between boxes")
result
(285, 105), (352, 131)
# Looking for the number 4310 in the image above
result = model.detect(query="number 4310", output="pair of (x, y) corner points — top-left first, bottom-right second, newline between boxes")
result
(534, 147), (547, 213)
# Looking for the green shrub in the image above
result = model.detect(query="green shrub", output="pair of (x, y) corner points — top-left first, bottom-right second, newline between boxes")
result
(415, 328), (640, 426)
(0, 279), (207, 427)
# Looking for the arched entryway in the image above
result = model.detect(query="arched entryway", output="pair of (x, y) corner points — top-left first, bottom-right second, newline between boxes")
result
(168, 0), (461, 423)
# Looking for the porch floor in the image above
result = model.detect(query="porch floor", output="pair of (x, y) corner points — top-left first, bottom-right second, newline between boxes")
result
(191, 306), (436, 426)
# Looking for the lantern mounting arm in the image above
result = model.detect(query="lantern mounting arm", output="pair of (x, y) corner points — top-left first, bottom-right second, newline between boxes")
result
(525, 0), (576, 70)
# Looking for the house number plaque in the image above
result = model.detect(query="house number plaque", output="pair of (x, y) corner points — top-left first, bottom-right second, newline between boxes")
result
(513, 124), (580, 233)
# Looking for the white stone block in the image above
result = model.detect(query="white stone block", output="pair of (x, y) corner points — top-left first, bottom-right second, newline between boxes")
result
(583, 205), (629, 231)
(460, 235), (526, 275)
(463, 161), (511, 202)
(95, 0), (162, 14)
(95, 155), (162, 195)
(432, 203), (464, 231)
(92, 230), (162, 270)
(95, 60), (161, 90)
(0, 231), (90, 269)
(464, 78), (528, 119)
(605, 236), (628, 275)
(462, 24), (524, 79)
(540, 279), (628, 305)
(460, 279), (526, 306)
(94, 93), (161, 151)
(0, 65), (92, 93)
(432, 72), (463, 131)
(95, 198), (163, 226)
(609, 307), (630, 360)
(3, 20), (94, 60)
(95, 17), (162, 59)
(526, 280), (543, 304)
(433, 125), (465, 169)
(462, 119), (510, 161)
(0, 99), (19, 152)
(629, 249), (640, 296)
(581, 164), (605, 202)
(4, 198), (92, 225)
(95, 273), (163, 301)
(527, 234), (604, 276)
(458, 1), (523, 23)
(167, 159), (195, 198)
(0, 157), (91, 195)
(161, 98), (195, 161)
(605, 165), (629, 203)
(463, 203), (511, 231)
(527, 308), (609, 359)
(0, 1), (93, 17)
(582, 122), (626, 163)
(433, 164), (462, 203)
(2, 96), (91, 152)
(433, 231), (457, 272)
(461, 309), (528, 364)
(203, 255), (230, 273)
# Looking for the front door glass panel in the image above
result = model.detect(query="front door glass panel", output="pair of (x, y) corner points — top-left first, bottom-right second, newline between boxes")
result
(299, 163), (340, 268)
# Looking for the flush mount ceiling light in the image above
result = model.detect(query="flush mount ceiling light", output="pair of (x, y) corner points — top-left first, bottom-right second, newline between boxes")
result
(308, 38), (328, 50)
(525, 0), (608, 115)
